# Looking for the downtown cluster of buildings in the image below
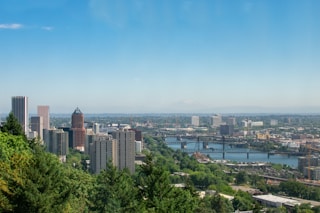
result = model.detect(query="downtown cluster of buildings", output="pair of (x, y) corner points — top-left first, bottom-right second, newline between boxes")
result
(3, 96), (142, 174)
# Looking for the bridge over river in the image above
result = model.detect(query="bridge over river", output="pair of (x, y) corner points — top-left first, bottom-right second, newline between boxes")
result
(165, 137), (305, 160)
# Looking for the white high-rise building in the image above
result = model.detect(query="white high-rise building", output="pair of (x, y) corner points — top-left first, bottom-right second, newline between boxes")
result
(211, 114), (222, 128)
(191, 116), (200, 127)
(11, 96), (28, 133)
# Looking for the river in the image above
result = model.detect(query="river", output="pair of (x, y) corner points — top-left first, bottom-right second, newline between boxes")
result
(165, 137), (298, 168)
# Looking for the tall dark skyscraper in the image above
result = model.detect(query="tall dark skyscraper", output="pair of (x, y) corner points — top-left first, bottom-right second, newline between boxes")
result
(71, 107), (85, 151)
(11, 96), (28, 133)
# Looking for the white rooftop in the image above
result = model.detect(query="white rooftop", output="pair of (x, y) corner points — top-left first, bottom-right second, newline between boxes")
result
(254, 194), (300, 206)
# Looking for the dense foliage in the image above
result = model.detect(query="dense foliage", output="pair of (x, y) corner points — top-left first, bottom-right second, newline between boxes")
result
(2, 116), (320, 212)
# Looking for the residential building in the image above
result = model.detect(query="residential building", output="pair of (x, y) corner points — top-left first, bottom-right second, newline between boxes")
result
(90, 135), (118, 174)
(112, 129), (136, 174)
(11, 96), (28, 133)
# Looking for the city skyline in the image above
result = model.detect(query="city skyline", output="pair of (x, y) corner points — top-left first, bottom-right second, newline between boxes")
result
(1, 0), (320, 114)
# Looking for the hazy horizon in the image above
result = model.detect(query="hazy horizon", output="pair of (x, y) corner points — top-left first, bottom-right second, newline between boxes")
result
(1, 0), (319, 114)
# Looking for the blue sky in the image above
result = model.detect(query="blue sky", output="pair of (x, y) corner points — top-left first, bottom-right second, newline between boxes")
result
(0, 0), (320, 114)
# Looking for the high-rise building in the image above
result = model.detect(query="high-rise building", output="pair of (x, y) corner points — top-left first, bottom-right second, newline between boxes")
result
(90, 135), (118, 174)
(11, 96), (28, 133)
(30, 116), (43, 140)
(93, 123), (100, 134)
(112, 129), (135, 174)
(71, 107), (85, 151)
(37, 105), (50, 129)
(220, 125), (234, 136)
(191, 116), (200, 127)
(226, 117), (236, 126)
(43, 129), (69, 162)
(130, 128), (143, 150)
(211, 114), (222, 128)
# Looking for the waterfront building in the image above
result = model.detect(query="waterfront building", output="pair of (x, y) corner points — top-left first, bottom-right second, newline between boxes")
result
(220, 125), (234, 136)
(304, 166), (320, 180)
(90, 135), (118, 174)
(112, 129), (136, 174)
(191, 116), (200, 127)
(37, 105), (50, 129)
(211, 114), (222, 128)
(11, 96), (28, 133)
(30, 116), (43, 141)
(71, 107), (86, 152)
(43, 129), (69, 162)
(298, 156), (320, 174)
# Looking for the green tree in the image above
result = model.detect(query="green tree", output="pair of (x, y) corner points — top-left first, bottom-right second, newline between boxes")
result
(136, 154), (198, 212)
(9, 146), (73, 212)
(232, 191), (255, 211)
(0, 112), (26, 139)
(64, 167), (94, 213)
(292, 203), (313, 213)
(199, 193), (234, 213)
(90, 162), (138, 213)
(235, 171), (249, 185)
(0, 132), (32, 211)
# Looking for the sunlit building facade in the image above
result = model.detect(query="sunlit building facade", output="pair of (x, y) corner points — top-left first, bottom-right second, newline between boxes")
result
(11, 96), (28, 134)
(71, 107), (86, 151)
(37, 105), (50, 130)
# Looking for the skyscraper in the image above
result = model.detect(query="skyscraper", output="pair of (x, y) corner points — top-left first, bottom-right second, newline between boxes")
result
(71, 107), (85, 151)
(11, 96), (28, 133)
(112, 129), (135, 174)
(211, 114), (222, 128)
(30, 116), (43, 140)
(37, 105), (50, 129)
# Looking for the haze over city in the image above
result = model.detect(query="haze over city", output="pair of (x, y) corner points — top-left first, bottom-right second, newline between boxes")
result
(1, 0), (319, 114)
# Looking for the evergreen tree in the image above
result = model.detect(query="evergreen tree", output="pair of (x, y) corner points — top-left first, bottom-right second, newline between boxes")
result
(136, 154), (198, 212)
(0, 112), (26, 139)
(90, 162), (138, 213)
